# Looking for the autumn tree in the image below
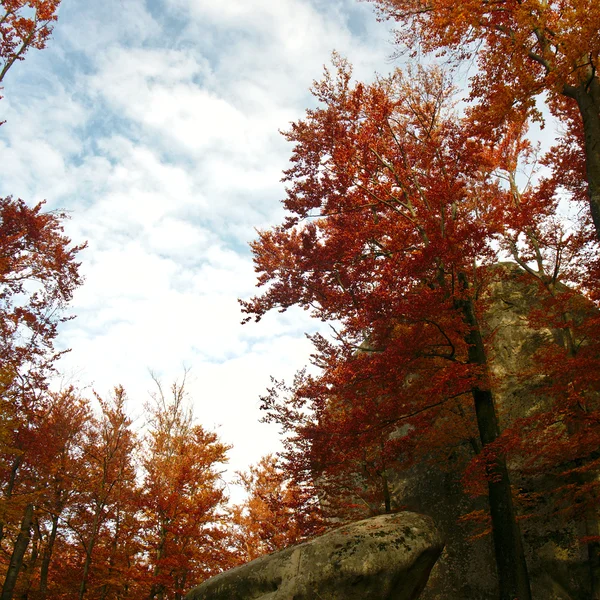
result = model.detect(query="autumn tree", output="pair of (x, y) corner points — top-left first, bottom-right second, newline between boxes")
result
(242, 58), (539, 600)
(63, 387), (138, 600)
(230, 454), (324, 563)
(0, 0), (72, 392)
(478, 118), (600, 596)
(139, 373), (232, 600)
(0, 197), (84, 406)
(494, 289), (600, 599)
(0, 195), (83, 600)
(364, 0), (600, 243)
(0, 0), (72, 394)
(0, 387), (91, 600)
(33, 388), (91, 600)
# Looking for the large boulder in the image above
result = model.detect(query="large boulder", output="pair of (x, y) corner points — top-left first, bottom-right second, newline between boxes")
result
(185, 512), (444, 600)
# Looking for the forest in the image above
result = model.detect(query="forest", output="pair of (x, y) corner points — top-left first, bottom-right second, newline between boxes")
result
(2, 0), (600, 599)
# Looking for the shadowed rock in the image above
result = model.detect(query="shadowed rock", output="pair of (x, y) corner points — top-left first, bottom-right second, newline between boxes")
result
(185, 512), (443, 600)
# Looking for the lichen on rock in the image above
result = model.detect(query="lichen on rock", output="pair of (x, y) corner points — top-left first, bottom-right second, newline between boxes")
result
(185, 512), (444, 600)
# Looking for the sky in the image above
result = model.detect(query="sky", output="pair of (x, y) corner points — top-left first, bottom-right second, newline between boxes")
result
(0, 0), (399, 490)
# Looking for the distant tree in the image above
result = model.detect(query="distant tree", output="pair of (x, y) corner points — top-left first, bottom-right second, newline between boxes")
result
(0, 387), (91, 600)
(230, 454), (324, 563)
(139, 373), (232, 600)
(34, 389), (91, 600)
(64, 387), (138, 600)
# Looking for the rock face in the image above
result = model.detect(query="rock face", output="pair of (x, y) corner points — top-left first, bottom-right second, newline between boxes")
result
(386, 263), (595, 600)
(185, 512), (444, 600)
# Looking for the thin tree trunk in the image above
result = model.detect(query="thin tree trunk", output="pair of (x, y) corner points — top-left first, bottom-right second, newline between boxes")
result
(148, 524), (167, 600)
(381, 471), (391, 514)
(39, 514), (59, 599)
(1, 503), (34, 600)
(78, 511), (101, 600)
(100, 508), (121, 600)
(460, 290), (532, 600)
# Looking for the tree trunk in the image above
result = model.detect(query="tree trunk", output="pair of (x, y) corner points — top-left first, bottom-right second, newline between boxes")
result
(100, 508), (121, 600)
(78, 511), (101, 600)
(567, 77), (600, 241)
(1, 503), (34, 600)
(471, 388), (531, 600)
(19, 516), (40, 599)
(39, 515), (59, 600)
(381, 471), (391, 514)
(148, 524), (167, 600)
(460, 292), (532, 600)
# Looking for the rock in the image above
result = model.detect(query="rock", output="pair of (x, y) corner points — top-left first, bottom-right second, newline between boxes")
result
(185, 512), (444, 600)
(314, 264), (596, 599)
(385, 263), (597, 600)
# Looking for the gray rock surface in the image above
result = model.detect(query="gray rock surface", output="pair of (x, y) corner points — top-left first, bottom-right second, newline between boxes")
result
(185, 512), (443, 600)
(386, 263), (596, 600)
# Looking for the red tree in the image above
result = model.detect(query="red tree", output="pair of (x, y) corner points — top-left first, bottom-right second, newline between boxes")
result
(0, 197), (84, 600)
(241, 57), (588, 599)
(0, 197), (85, 405)
(365, 0), (600, 241)
(484, 120), (600, 595)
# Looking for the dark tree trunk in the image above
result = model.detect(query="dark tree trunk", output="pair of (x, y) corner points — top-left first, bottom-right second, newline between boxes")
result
(148, 524), (167, 600)
(39, 514), (59, 599)
(19, 517), (40, 599)
(0, 455), (24, 543)
(100, 508), (121, 600)
(471, 387), (531, 600)
(565, 77), (600, 241)
(1, 503), (34, 600)
(459, 291), (532, 600)
(381, 471), (392, 514)
(79, 510), (102, 600)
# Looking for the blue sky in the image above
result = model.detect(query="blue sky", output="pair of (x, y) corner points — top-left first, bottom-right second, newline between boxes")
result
(0, 0), (398, 483)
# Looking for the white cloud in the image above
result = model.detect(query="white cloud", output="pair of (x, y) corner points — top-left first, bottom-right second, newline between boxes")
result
(0, 0), (394, 482)
(58, 0), (161, 53)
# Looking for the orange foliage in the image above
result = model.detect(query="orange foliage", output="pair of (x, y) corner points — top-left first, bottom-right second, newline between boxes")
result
(230, 454), (324, 563)
(242, 54), (600, 599)
(369, 0), (600, 125)
(138, 374), (233, 600)
(367, 0), (600, 240)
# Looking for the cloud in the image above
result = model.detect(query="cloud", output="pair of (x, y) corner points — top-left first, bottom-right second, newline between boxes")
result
(59, 0), (161, 53)
(0, 0), (394, 480)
